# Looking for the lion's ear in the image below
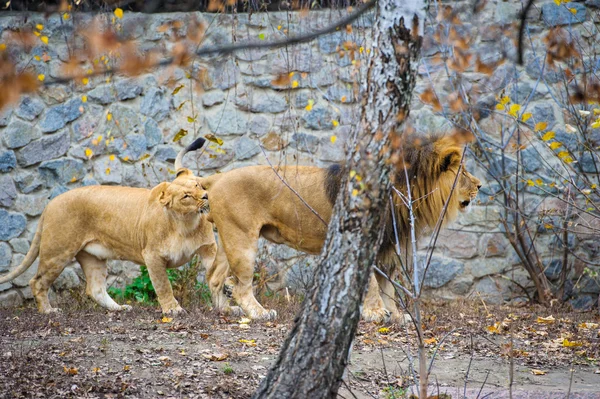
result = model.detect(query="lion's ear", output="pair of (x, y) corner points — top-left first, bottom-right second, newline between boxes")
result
(150, 182), (173, 207)
(176, 168), (192, 178)
(439, 149), (461, 173)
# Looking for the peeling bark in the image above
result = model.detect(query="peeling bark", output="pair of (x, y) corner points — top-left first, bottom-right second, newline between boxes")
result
(253, 1), (425, 398)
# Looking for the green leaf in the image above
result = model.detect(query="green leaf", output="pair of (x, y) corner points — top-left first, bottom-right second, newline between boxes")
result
(173, 129), (188, 142)
(258, 33), (266, 40)
(171, 84), (185, 95)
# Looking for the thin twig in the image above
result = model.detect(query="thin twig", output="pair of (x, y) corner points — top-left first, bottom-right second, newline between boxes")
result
(476, 370), (490, 399)
(463, 333), (474, 399)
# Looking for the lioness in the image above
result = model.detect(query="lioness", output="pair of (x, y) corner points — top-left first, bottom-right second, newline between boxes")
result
(176, 134), (481, 321)
(0, 168), (216, 314)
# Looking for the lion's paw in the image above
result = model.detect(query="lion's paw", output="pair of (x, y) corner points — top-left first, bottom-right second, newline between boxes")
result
(224, 306), (244, 317)
(163, 305), (186, 315)
(362, 307), (391, 324)
(41, 307), (62, 314)
(248, 308), (277, 320)
(119, 304), (133, 312)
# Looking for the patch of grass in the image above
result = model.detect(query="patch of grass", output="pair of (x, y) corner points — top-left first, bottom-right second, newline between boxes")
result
(108, 257), (212, 308)
(381, 385), (407, 399)
(222, 363), (234, 375)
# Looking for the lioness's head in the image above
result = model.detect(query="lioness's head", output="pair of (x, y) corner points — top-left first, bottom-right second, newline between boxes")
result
(152, 169), (210, 215)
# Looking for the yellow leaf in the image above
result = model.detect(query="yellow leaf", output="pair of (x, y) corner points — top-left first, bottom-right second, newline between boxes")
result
(534, 122), (548, 132)
(85, 148), (93, 158)
(341, 96), (347, 102)
(34, 31), (41, 37)
(139, 153), (151, 161)
(123, 365), (131, 371)
(63, 366), (78, 375)
(36, 24), (44, 30)
(109, 154), (115, 161)
(592, 184), (597, 189)
(114, 8), (124, 19)
(63, 13), (70, 20)
(536, 315), (555, 324)
(123, 156), (129, 161)
(499, 96), (510, 106)
(536, 179), (543, 186)
(161, 316), (173, 323)
(106, 113), (112, 121)
(495, 103), (505, 111)
(205, 134), (224, 146)
(531, 369), (547, 375)
(591, 119), (600, 129)
(508, 103), (521, 117)
(81, 95), (87, 103)
(305, 99), (314, 111)
(553, 0), (561, 4)
(40, 36), (48, 44)
(578, 322), (599, 329)
(352, 189), (358, 196)
(277, 25), (282, 30)
(330, 135), (337, 144)
(359, 46), (364, 53)
(521, 112), (532, 122)
(92, 367), (100, 373)
(0, 43), (6, 51)
(349, 170), (357, 178)
(171, 84), (184, 95)
(332, 120), (339, 127)
(239, 339), (257, 346)
(487, 322), (501, 334)
(291, 80), (299, 88)
(105, 167), (111, 175)
(172, 129), (188, 142)
(542, 131), (556, 141)
(562, 338), (582, 348)
(82, 77), (89, 85)
(34, 55), (40, 61)
(544, 223), (553, 229)
(557, 151), (570, 160)
(527, 179), (535, 187)
(423, 337), (437, 345)
(187, 116), (196, 123)
(549, 142), (562, 150)
(37, 74), (45, 82)
(569, 7), (577, 14)
(378, 327), (390, 334)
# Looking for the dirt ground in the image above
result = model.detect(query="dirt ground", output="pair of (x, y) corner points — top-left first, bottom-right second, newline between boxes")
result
(1, 297), (599, 399)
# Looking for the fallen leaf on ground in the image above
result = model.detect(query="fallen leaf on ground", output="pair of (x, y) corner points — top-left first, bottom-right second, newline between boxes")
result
(63, 366), (78, 375)
(202, 353), (229, 361)
(562, 339), (582, 348)
(536, 315), (555, 324)
(531, 369), (547, 375)
(239, 339), (257, 347)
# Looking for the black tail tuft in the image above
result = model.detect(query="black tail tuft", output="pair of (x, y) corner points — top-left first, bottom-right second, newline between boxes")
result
(186, 137), (207, 152)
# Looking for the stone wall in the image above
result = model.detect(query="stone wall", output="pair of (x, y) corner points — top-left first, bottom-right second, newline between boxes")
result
(1, 1), (599, 309)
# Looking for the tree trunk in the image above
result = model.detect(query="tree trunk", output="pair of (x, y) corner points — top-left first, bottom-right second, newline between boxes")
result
(253, 1), (425, 397)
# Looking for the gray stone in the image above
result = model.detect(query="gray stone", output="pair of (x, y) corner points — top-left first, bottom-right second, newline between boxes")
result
(325, 84), (355, 104)
(39, 98), (85, 133)
(436, 231), (478, 259)
(290, 132), (319, 154)
(0, 242), (11, 272)
(302, 106), (336, 130)
(13, 171), (43, 194)
(496, 1), (519, 25)
(419, 255), (464, 288)
(87, 84), (117, 104)
(532, 103), (555, 128)
(0, 282), (11, 292)
(140, 87), (171, 122)
(541, 2), (587, 27)
(0, 176), (17, 207)
(16, 130), (70, 167)
(578, 274), (600, 294)
(543, 259), (562, 280)
(121, 164), (148, 187)
(15, 96), (44, 121)
(569, 295), (596, 311)
(2, 120), (41, 149)
(526, 57), (563, 83)
(318, 139), (345, 162)
(53, 267), (81, 290)
(82, 175), (99, 186)
(202, 91), (226, 107)
(154, 145), (178, 162)
(198, 148), (234, 171)
(318, 32), (344, 54)
(474, 277), (508, 305)
(9, 238), (29, 255)
(449, 278), (473, 296)
(249, 115), (271, 136)
(0, 150), (17, 173)
(116, 79), (143, 101)
(39, 85), (71, 105)
(0, 290), (23, 308)
(0, 108), (12, 126)
(235, 91), (288, 114)
(144, 118), (163, 148)
(39, 158), (86, 186)
(110, 104), (143, 134)
(234, 136), (260, 161)
(49, 185), (69, 200)
(0, 209), (27, 241)
(72, 104), (103, 141)
(93, 156), (123, 184)
(470, 259), (507, 278)
(205, 105), (248, 136)
(206, 59), (240, 90)
(521, 146), (543, 173)
(121, 134), (148, 161)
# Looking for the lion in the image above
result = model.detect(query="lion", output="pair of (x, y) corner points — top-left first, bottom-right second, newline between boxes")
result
(0, 168), (216, 315)
(175, 134), (481, 321)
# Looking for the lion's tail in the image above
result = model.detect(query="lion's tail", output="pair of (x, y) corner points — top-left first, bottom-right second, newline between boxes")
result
(0, 213), (43, 284)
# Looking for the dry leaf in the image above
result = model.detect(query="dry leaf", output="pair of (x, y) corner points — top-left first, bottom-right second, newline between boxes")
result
(202, 353), (229, 361)
(536, 315), (555, 324)
(531, 369), (547, 375)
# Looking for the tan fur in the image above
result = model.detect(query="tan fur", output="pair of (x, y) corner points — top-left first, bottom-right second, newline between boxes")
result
(0, 169), (217, 314)
(191, 135), (480, 321)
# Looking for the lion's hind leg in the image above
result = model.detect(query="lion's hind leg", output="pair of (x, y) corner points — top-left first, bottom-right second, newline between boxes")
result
(76, 251), (131, 311)
(205, 242), (243, 316)
(361, 273), (391, 323)
(30, 251), (73, 314)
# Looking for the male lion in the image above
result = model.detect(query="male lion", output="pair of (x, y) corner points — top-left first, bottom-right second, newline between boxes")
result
(177, 134), (481, 321)
(0, 168), (216, 314)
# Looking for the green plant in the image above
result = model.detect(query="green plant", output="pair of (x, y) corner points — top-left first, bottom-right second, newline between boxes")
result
(108, 258), (212, 307)
(222, 363), (234, 375)
(381, 385), (406, 399)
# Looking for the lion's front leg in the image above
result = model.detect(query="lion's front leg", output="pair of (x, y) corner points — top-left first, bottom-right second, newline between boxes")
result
(361, 272), (391, 323)
(142, 252), (183, 314)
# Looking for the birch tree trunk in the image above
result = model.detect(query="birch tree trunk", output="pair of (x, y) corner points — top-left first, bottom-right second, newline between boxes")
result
(253, 1), (425, 397)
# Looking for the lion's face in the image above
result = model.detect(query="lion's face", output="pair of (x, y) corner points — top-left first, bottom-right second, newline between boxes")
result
(160, 169), (210, 215)
(457, 170), (482, 213)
